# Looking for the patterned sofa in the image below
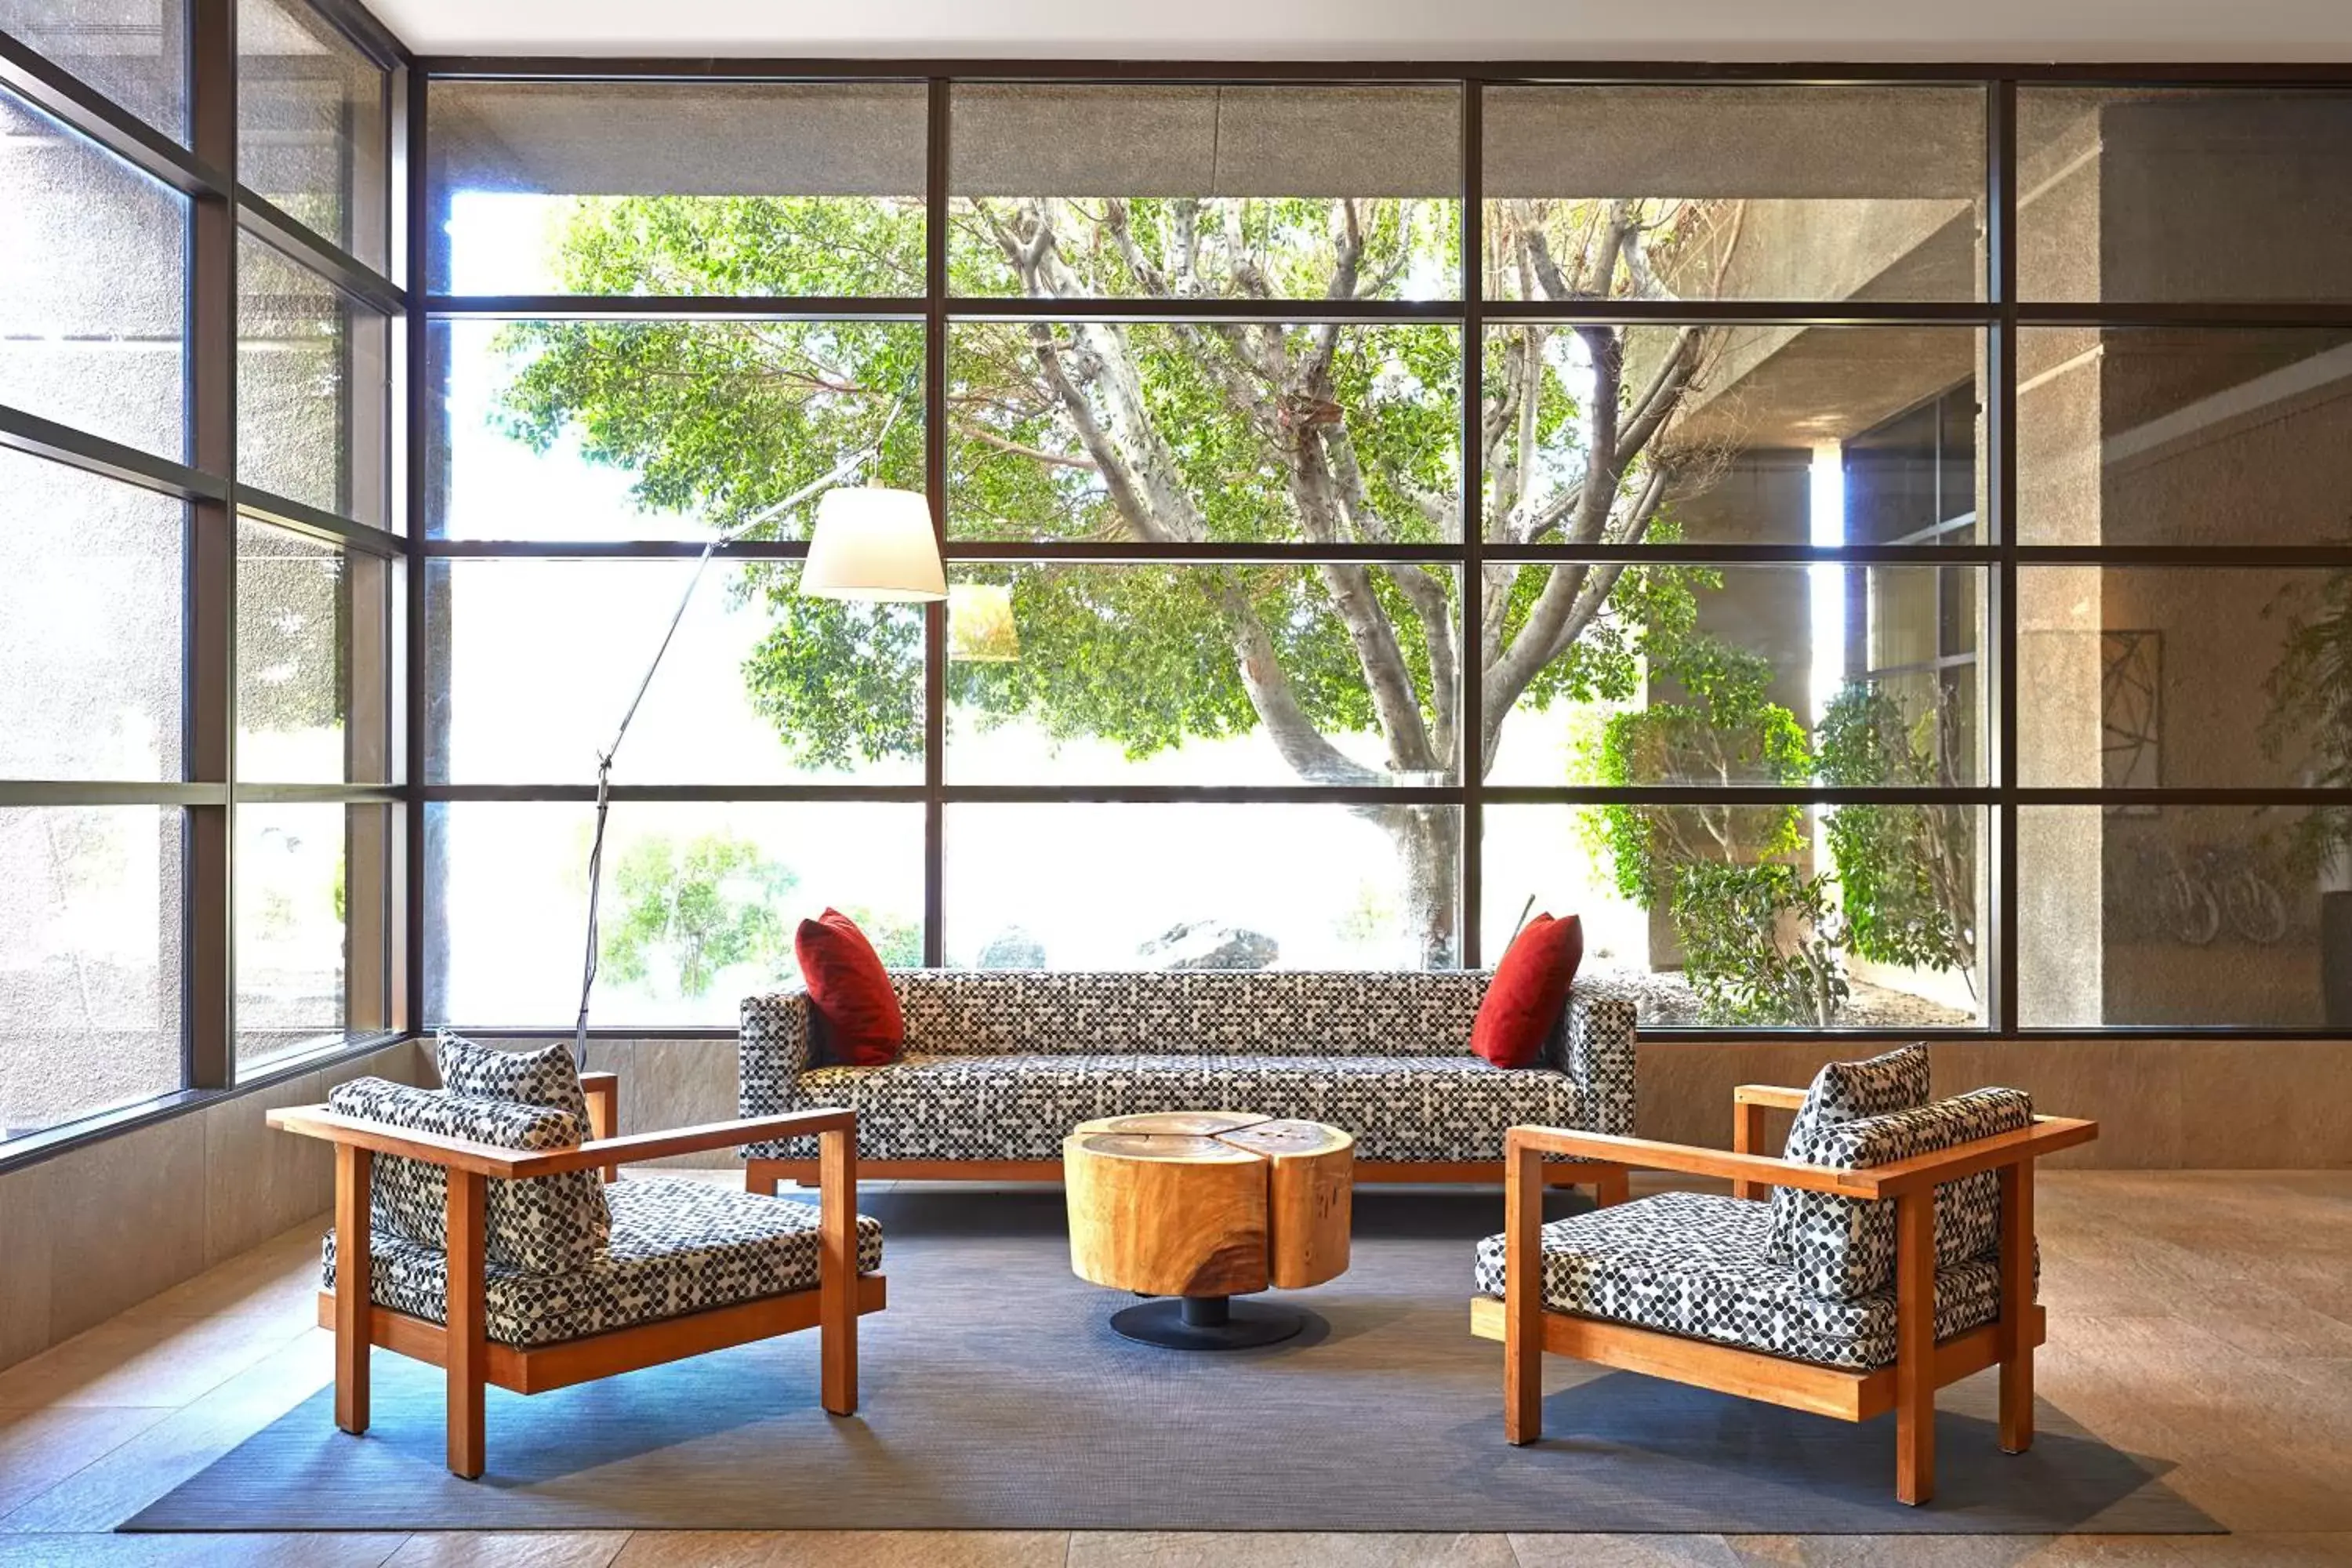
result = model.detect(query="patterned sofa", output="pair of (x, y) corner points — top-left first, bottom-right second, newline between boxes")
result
(738, 969), (1638, 1189)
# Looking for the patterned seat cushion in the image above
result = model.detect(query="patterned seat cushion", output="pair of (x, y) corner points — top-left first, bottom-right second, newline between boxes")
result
(1780, 1087), (2036, 1301)
(1472, 1191), (2022, 1370)
(771, 1051), (1581, 1163)
(1767, 1044), (1931, 1264)
(324, 1177), (884, 1348)
(434, 1033), (591, 1123)
(326, 1077), (612, 1275)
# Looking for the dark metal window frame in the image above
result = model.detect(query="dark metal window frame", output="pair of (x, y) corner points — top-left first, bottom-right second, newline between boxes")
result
(0, 0), (412, 1170)
(10, 38), (2352, 1171)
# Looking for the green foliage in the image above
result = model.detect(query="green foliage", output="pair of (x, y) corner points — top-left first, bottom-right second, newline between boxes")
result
(1671, 862), (1849, 1027)
(601, 833), (799, 1000)
(1816, 681), (1976, 982)
(2261, 569), (2352, 873)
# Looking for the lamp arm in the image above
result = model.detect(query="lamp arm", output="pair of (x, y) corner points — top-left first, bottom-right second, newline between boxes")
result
(570, 398), (908, 1063)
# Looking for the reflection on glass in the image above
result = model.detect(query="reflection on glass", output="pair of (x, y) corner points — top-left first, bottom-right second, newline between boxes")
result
(944, 564), (1459, 789)
(947, 804), (1461, 970)
(427, 318), (924, 540)
(2020, 804), (2328, 1028)
(0, 89), (188, 460)
(949, 83), (1461, 299)
(0, 448), (185, 782)
(238, 0), (389, 265)
(2019, 87), (2352, 303)
(0, 806), (184, 1142)
(426, 559), (924, 786)
(238, 520), (388, 784)
(424, 802), (925, 1025)
(238, 234), (390, 526)
(1484, 804), (1984, 1028)
(0, 0), (187, 141)
(427, 80), (927, 295)
(1482, 84), (1985, 302)
(236, 802), (387, 1071)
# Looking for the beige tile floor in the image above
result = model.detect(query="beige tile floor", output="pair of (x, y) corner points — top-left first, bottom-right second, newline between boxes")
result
(0, 1171), (2346, 1566)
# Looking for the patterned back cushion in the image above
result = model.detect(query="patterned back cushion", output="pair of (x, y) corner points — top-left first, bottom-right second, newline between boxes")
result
(883, 971), (1495, 1058)
(328, 1077), (612, 1275)
(1767, 1044), (1931, 1263)
(1779, 1087), (2034, 1301)
(434, 1033), (590, 1123)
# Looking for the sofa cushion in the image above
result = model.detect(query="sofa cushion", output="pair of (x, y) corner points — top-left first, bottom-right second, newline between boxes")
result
(798, 908), (905, 1067)
(1780, 1087), (2035, 1301)
(753, 1051), (1581, 1164)
(1767, 1044), (1932, 1264)
(326, 1077), (611, 1275)
(1473, 1190), (2018, 1370)
(325, 1176), (884, 1348)
(433, 1033), (591, 1123)
(1472, 914), (1583, 1069)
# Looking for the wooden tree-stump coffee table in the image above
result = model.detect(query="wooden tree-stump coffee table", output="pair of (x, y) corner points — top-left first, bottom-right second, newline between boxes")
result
(1063, 1111), (1353, 1350)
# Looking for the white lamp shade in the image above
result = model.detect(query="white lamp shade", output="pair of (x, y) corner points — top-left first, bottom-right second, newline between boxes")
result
(801, 486), (946, 602)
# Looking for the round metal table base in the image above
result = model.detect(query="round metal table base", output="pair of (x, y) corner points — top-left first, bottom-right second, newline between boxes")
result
(1109, 1294), (1306, 1351)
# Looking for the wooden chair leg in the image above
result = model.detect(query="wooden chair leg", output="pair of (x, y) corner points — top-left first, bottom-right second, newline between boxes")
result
(1589, 1163), (1629, 1209)
(583, 1075), (620, 1182)
(445, 1169), (488, 1479)
(746, 1157), (782, 1196)
(1998, 1160), (2036, 1455)
(332, 1143), (372, 1436)
(1894, 1185), (1936, 1506)
(1730, 1100), (1768, 1201)
(818, 1127), (858, 1417)
(1504, 1140), (1544, 1445)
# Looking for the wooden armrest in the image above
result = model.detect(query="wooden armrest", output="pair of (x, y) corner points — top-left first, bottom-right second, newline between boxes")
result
(1507, 1126), (1877, 1196)
(1846, 1116), (2099, 1196)
(269, 1105), (857, 1180)
(1733, 1083), (1808, 1111)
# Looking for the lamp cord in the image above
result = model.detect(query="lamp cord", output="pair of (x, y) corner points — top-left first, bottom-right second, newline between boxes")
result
(571, 398), (908, 1065)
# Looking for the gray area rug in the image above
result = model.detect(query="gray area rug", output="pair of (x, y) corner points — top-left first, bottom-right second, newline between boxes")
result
(129, 1189), (2217, 1535)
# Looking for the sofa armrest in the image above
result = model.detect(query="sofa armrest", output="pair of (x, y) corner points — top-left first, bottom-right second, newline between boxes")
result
(741, 986), (817, 1123)
(1563, 986), (1638, 1138)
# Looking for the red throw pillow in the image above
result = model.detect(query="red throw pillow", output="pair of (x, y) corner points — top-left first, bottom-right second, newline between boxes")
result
(794, 908), (905, 1067)
(1470, 913), (1584, 1069)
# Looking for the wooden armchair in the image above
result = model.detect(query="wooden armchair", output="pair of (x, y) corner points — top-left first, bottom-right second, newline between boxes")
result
(270, 1074), (884, 1479)
(1471, 1084), (2096, 1505)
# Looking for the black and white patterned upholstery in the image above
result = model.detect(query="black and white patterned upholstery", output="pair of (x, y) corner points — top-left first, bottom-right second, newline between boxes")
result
(739, 970), (1641, 1164)
(1472, 1191), (2019, 1370)
(433, 1033), (591, 1123)
(323, 1177), (884, 1348)
(325, 1077), (612, 1274)
(1779, 1087), (2036, 1301)
(1766, 1044), (1932, 1264)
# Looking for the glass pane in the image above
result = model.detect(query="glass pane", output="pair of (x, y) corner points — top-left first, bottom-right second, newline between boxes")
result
(0, 448), (183, 780)
(238, 0), (388, 267)
(0, 87), (187, 459)
(427, 318), (924, 541)
(1486, 564), (1983, 790)
(948, 321), (1459, 543)
(946, 563), (1457, 787)
(1485, 803), (1984, 1027)
(424, 801), (925, 1026)
(0, 806), (183, 1143)
(1483, 84), (1985, 302)
(427, 80), (927, 296)
(1483, 325), (1982, 547)
(238, 519), (390, 784)
(238, 234), (391, 526)
(237, 800), (389, 1071)
(946, 804), (1461, 970)
(2019, 804), (2325, 1028)
(2019, 328), (2352, 546)
(949, 83), (1461, 299)
(0, 0), (186, 142)
(426, 559), (923, 786)
(2020, 566), (2352, 793)
(2020, 88), (2352, 303)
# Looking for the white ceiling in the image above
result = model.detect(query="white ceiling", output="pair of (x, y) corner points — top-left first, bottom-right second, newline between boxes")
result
(372, 0), (2352, 61)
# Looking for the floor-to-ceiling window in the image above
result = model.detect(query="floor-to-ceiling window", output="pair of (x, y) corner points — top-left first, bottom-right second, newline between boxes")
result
(0, 0), (403, 1150)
